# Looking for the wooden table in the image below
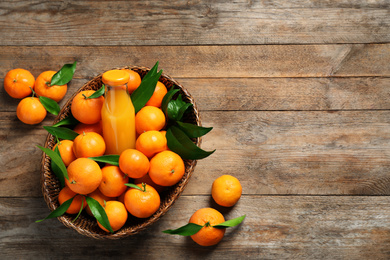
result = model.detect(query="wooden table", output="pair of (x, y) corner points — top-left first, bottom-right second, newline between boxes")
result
(1, 1), (390, 259)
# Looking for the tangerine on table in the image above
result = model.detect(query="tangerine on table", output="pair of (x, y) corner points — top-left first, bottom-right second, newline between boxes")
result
(53, 140), (76, 166)
(135, 130), (167, 158)
(119, 149), (149, 179)
(189, 208), (226, 246)
(145, 81), (168, 108)
(99, 165), (129, 198)
(4, 68), (35, 99)
(16, 97), (47, 125)
(122, 69), (141, 93)
(34, 71), (67, 102)
(97, 201), (128, 232)
(124, 183), (160, 218)
(71, 90), (104, 124)
(58, 186), (87, 214)
(148, 151), (185, 187)
(135, 106), (166, 135)
(85, 188), (114, 216)
(73, 131), (106, 158)
(211, 175), (242, 207)
(66, 158), (103, 195)
(73, 121), (103, 136)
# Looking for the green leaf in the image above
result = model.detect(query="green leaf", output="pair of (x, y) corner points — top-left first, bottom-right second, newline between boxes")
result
(37, 145), (69, 180)
(85, 197), (113, 233)
(131, 61), (162, 113)
(51, 145), (65, 188)
(166, 126), (215, 160)
(176, 121), (213, 139)
(88, 155), (120, 166)
(161, 88), (180, 116)
(53, 114), (79, 127)
(36, 197), (74, 223)
(86, 84), (105, 99)
(51, 61), (77, 86)
(213, 215), (246, 229)
(162, 223), (204, 236)
(43, 126), (79, 140)
(72, 198), (84, 222)
(125, 183), (143, 191)
(39, 96), (60, 116)
(167, 94), (192, 122)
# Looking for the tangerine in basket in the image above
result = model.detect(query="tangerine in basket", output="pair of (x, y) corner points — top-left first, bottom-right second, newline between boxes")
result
(85, 188), (114, 216)
(119, 149), (150, 179)
(189, 208), (226, 246)
(99, 165), (129, 198)
(66, 158), (103, 195)
(4, 68), (35, 99)
(35, 71), (67, 102)
(122, 69), (141, 93)
(58, 186), (87, 214)
(124, 183), (160, 218)
(135, 106), (166, 134)
(53, 140), (76, 166)
(149, 151), (185, 187)
(97, 201), (128, 232)
(16, 96), (47, 125)
(71, 90), (104, 124)
(73, 121), (103, 136)
(145, 81), (167, 108)
(135, 130), (167, 158)
(211, 175), (242, 207)
(73, 132), (106, 158)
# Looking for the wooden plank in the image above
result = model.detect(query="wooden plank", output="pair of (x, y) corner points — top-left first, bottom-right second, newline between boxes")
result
(2, 110), (390, 197)
(0, 45), (389, 78)
(1, 196), (390, 259)
(3, 77), (390, 112)
(0, 1), (389, 45)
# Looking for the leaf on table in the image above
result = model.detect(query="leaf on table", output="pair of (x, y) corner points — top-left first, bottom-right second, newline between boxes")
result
(213, 215), (246, 229)
(36, 197), (74, 223)
(39, 96), (60, 116)
(43, 126), (79, 140)
(85, 196), (113, 233)
(162, 223), (204, 236)
(166, 125), (215, 160)
(51, 61), (77, 86)
(131, 61), (162, 113)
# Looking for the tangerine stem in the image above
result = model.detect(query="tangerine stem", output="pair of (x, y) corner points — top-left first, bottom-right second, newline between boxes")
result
(142, 182), (146, 192)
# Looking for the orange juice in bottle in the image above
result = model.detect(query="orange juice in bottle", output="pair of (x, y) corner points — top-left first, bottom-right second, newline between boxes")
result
(101, 69), (136, 155)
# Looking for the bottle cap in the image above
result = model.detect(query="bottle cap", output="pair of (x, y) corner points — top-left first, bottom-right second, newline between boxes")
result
(102, 69), (130, 87)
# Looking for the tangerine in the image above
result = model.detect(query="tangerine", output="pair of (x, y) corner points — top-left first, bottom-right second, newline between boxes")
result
(66, 158), (103, 195)
(34, 71), (67, 102)
(135, 106), (166, 135)
(119, 149), (149, 179)
(148, 151), (185, 187)
(145, 81), (168, 107)
(122, 69), (141, 93)
(135, 130), (167, 158)
(189, 208), (226, 246)
(99, 165), (129, 197)
(211, 175), (242, 207)
(73, 131), (106, 158)
(58, 186), (87, 214)
(97, 201), (128, 232)
(53, 140), (76, 166)
(73, 121), (103, 136)
(4, 68), (35, 99)
(124, 183), (160, 218)
(16, 96), (47, 125)
(71, 90), (104, 124)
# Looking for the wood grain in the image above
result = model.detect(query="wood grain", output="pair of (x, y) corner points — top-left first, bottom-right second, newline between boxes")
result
(3, 77), (390, 112)
(0, 0), (389, 45)
(2, 110), (390, 197)
(1, 196), (390, 259)
(0, 45), (389, 79)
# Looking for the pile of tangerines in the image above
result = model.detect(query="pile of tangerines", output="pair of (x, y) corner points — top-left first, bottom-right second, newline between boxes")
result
(4, 66), (244, 246)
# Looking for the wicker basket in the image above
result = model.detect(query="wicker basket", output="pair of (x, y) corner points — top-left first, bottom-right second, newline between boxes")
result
(40, 66), (201, 239)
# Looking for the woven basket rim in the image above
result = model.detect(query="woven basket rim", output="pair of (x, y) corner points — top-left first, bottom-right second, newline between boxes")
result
(40, 65), (201, 239)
